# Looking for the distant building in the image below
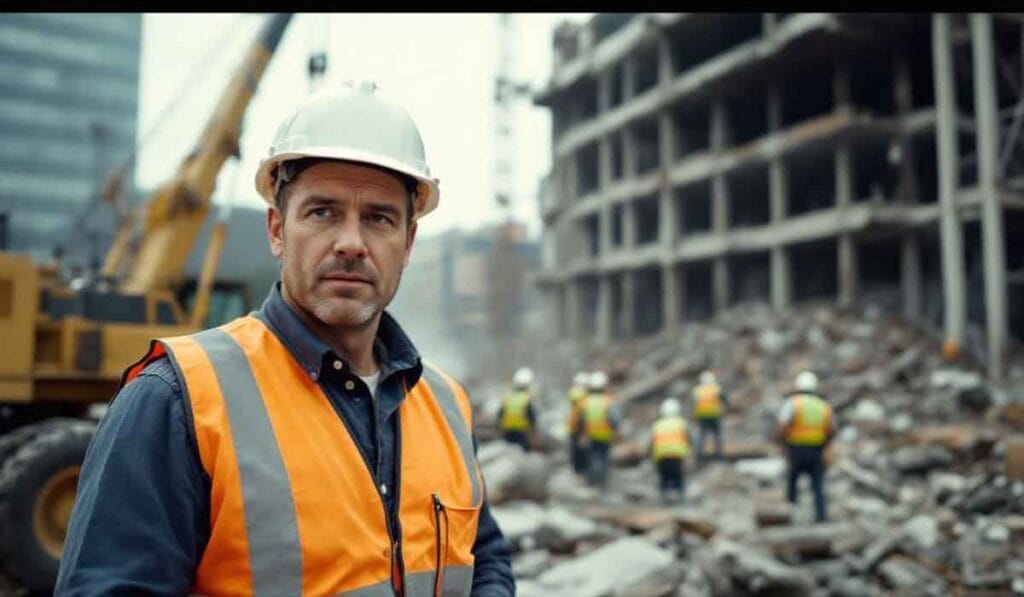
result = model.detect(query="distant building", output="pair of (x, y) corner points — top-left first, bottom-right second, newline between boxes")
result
(0, 14), (142, 263)
(536, 13), (1024, 376)
(389, 223), (541, 380)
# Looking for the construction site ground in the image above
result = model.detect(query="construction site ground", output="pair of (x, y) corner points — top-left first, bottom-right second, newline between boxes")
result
(474, 302), (1024, 596)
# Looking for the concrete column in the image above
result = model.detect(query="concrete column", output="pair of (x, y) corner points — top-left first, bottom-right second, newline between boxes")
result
(599, 204), (613, 257)
(657, 33), (674, 86)
(595, 274), (611, 344)
(932, 13), (966, 354)
(622, 55), (637, 101)
(598, 68), (613, 114)
(833, 61), (851, 113)
(894, 54), (919, 204)
(902, 234), (922, 320)
(771, 247), (791, 310)
(662, 263), (680, 330)
(838, 234), (858, 308)
(623, 127), (637, 180)
(623, 203), (637, 250)
(563, 280), (578, 339)
(971, 13), (1008, 379)
(659, 111), (677, 249)
(598, 135), (612, 191)
(713, 258), (729, 313)
(620, 271), (636, 338)
(762, 13), (777, 35)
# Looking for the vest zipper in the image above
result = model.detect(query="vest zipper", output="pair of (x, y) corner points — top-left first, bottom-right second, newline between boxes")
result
(431, 492), (446, 597)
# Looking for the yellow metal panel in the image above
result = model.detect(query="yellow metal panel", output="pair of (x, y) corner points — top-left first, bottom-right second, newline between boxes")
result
(0, 253), (38, 381)
(101, 323), (195, 377)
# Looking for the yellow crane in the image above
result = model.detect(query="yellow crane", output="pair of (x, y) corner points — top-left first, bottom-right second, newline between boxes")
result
(0, 13), (293, 592)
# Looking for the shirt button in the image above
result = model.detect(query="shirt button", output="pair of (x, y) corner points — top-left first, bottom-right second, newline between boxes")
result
(333, 360), (343, 370)
(380, 484), (388, 495)
(344, 380), (355, 391)
(309, 371), (318, 381)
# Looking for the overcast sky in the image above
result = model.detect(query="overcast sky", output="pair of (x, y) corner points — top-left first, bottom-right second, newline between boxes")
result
(136, 13), (591, 239)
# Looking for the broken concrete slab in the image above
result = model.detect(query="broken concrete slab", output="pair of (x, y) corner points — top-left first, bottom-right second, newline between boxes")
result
(699, 539), (816, 597)
(734, 457), (787, 483)
(1005, 436), (1024, 480)
(533, 537), (675, 597)
(754, 522), (866, 559)
(481, 447), (550, 504)
(890, 444), (954, 475)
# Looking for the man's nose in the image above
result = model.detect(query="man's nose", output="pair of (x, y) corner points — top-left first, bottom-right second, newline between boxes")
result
(332, 216), (368, 259)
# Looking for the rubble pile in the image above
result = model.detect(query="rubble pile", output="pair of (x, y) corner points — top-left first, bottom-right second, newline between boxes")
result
(479, 302), (1024, 596)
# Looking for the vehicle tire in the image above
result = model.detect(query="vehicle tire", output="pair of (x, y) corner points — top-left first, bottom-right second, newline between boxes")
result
(0, 419), (96, 594)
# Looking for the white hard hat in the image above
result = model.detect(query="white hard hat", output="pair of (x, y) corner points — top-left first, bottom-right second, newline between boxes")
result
(660, 398), (682, 417)
(573, 372), (588, 387)
(795, 371), (819, 392)
(513, 367), (534, 387)
(700, 370), (716, 385)
(588, 370), (608, 391)
(255, 79), (440, 220)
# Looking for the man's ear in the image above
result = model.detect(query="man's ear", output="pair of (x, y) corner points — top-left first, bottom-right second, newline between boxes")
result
(403, 221), (418, 267)
(268, 206), (284, 259)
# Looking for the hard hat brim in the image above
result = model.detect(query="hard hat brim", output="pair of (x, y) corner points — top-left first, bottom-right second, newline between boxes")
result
(255, 147), (440, 221)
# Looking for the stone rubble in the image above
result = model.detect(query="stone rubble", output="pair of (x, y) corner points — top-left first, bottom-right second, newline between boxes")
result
(470, 302), (1024, 595)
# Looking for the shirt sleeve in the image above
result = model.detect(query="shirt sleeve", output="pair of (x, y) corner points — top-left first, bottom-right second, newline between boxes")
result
(470, 433), (515, 596)
(55, 358), (210, 596)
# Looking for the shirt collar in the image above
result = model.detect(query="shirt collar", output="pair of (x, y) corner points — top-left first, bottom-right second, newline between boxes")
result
(255, 282), (421, 383)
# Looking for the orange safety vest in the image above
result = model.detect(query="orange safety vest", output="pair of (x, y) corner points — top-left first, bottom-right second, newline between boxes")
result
(651, 416), (690, 461)
(784, 394), (833, 447)
(693, 383), (723, 419)
(120, 316), (483, 597)
(583, 392), (614, 442)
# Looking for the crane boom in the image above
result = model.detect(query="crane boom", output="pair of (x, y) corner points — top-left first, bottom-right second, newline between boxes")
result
(116, 13), (292, 294)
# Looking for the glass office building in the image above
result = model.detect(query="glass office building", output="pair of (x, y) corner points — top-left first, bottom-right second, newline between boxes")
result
(0, 14), (141, 262)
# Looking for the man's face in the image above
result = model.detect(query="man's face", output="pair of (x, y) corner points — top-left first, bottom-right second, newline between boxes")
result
(268, 161), (417, 330)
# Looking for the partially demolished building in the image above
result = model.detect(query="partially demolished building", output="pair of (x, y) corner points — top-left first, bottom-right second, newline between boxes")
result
(535, 13), (1024, 377)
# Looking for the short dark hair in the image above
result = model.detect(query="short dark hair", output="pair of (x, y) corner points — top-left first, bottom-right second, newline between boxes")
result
(274, 157), (417, 225)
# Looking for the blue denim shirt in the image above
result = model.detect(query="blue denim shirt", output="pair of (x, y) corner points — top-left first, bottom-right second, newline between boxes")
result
(56, 283), (514, 596)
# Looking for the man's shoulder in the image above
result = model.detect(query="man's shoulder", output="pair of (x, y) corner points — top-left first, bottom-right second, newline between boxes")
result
(125, 355), (182, 394)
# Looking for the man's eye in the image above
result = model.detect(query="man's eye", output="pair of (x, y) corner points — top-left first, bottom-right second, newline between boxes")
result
(367, 213), (393, 226)
(310, 207), (332, 218)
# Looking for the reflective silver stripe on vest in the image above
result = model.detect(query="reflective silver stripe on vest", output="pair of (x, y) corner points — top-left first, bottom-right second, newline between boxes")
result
(193, 329), (304, 597)
(336, 565), (473, 597)
(420, 364), (482, 506)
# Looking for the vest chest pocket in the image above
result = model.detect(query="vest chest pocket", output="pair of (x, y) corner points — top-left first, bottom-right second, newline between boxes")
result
(429, 493), (480, 596)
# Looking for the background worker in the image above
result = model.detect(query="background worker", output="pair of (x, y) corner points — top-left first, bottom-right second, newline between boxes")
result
(566, 371), (589, 475)
(577, 370), (621, 488)
(649, 397), (693, 505)
(692, 370), (728, 465)
(776, 370), (837, 523)
(498, 366), (537, 451)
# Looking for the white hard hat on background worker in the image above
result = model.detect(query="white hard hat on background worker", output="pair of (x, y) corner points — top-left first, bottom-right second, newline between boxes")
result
(589, 370), (608, 392)
(795, 371), (819, 392)
(255, 79), (441, 220)
(660, 397), (682, 418)
(513, 367), (534, 388)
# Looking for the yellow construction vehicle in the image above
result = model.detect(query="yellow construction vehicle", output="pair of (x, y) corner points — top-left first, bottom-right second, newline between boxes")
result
(0, 13), (293, 592)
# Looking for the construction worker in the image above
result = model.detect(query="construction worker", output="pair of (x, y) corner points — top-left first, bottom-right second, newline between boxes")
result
(57, 81), (514, 595)
(692, 370), (728, 465)
(576, 370), (620, 488)
(566, 371), (589, 475)
(498, 366), (537, 451)
(776, 370), (837, 523)
(650, 397), (694, 505)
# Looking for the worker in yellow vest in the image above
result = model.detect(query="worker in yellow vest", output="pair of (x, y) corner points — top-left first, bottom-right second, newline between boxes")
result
(692, 370), (728, 465)
(566, 371), (590, 475)
(499, 367), (537, 451)
(776, 371), (836, 523)
(649, 397), (694, 505)
(574, 370), (621, 488)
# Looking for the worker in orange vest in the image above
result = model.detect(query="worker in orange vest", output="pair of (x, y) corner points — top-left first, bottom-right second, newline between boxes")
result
(649, 397), (694, 505)
(574, 370), (621, 488)
(57, 81), (513, 595)
(776, 371), (837, 523)
(692, 370), (728, 465)
(566, 371), (590, 475)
